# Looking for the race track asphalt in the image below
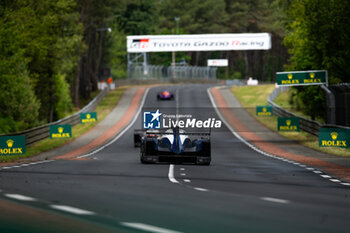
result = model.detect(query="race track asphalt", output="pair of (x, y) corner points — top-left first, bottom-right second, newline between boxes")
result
(0, 84), (349, 233)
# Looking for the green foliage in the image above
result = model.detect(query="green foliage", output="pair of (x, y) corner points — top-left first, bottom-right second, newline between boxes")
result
(0, 0), (83, 129)
(284, 0), (350, 120)
(0, 5), (40, 133)
(285, 0), (350, 83)
(0, 117), (18, 134)
(296, 86), (325, 120)
(117, 0), (157, 35)
(232, 72), (242, 80)
(55, 74), (73, 119)
(107, 26), (127, 79)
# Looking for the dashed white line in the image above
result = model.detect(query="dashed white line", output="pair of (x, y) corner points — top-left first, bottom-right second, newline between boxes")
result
(5, 194), (36, 201)
(50, 205), (95, 215)
(306, 167), (314, 170)
(180, 168), (185, 171)
(180, 173), (186, 176)
(341, 183), (350, 186)
(261, 197), (290, 204)
(183, 179), (191, 183)
(168, 164), (179, 184)
(0, 160), (53, 170)
(330, 179), (341, 183)
(194, 187), (208, 192)
(121, 222), (183, 233)
(207, 87), (350, 188)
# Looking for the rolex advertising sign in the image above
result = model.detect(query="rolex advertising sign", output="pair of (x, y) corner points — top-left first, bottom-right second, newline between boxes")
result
(278, 117), (300, 131)
(0, 136), (26, 156)
(319, 128), (349, 148)
(256, 106), (273, 116)
(80, 112), (97, 124)
(50, 125), (72, 139)
(276, 70), (327, 86)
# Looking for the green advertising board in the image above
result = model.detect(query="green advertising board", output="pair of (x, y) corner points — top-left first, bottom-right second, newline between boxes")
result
(80, 112), (97, 124)
(0, 135), (26, 156)
(50, 125), (72, 139)
(276, 70), (327, 86)
(277, 117), (300, 131)
(319, 128), (349, 148)
(256, 106), (273, 116)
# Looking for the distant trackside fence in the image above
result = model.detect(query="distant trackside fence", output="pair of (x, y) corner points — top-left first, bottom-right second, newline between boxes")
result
(0, 89), (109, 146)
(128, 65), (217, 80)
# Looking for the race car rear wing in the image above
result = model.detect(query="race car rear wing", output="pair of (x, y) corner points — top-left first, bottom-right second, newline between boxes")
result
(134, 128), (211, 147)
(134, 129), (211, 135)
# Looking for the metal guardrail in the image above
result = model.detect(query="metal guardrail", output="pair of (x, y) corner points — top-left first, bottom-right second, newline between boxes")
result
(0, 88), (109, 146)
(268, 86), (350, 136)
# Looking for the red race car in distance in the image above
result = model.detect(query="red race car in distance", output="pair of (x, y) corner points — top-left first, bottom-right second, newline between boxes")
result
(157, 91), (174, 100)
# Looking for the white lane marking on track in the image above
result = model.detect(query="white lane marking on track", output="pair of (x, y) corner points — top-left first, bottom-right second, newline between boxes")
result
(207, 87), (348, 187)
(26, 160), (53, 166)
(313, 171), (322, 174)
(330, 179), (341, 183)
(121, 222), (183, 233)
(183, 179), (191, 183)
(168, 164), (179, 184)
(194, 187), (208, 192)
(5, 194), (36, 201)
(50, 205), (95, 215)
(77, 88), (150, 158)
(0, 160), (54, 170)
(341, 183), (350, 186)
(168, 86), (181, 185)
(306, 167), (314, 170)
(180, 168), (185, 171)
(180, 173), (186, 176)
(261, 197), (290, 204)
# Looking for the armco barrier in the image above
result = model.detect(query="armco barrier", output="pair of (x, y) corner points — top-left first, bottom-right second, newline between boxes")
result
(0, 88), (108, 146)
(268, 86), (350, 136)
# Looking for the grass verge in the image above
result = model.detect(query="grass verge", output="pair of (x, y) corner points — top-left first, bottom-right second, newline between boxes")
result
(1, 87), (127, 162)
(231, 85), (350, 157)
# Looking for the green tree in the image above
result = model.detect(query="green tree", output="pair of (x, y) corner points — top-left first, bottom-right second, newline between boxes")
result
(0, 14), (40, 132)
(284, 0), (350, 120)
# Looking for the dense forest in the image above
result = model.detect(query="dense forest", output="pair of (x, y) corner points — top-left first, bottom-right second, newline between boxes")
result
(0, 0), (349, 133)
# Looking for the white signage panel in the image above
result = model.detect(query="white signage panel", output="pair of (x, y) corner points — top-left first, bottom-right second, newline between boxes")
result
(207, 59), (228, 67)
(127, 33), (271, 53)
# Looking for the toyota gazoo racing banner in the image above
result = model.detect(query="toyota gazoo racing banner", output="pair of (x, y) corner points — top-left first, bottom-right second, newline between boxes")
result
(127, 33), (271, 53)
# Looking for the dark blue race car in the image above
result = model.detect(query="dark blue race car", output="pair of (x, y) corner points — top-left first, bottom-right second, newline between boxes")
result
(135, 128), (211, 165)
(157, 91), (174, 100)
